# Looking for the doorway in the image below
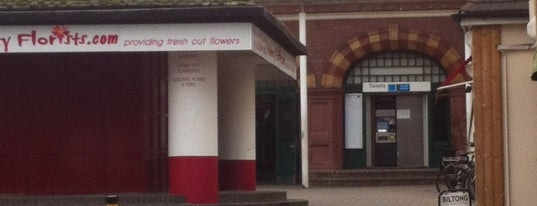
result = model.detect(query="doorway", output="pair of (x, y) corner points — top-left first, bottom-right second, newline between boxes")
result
(371, 94), (425, 167)
(255, 93), (298, 184)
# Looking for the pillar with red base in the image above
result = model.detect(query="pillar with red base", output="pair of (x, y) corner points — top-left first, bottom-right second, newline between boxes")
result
(218, 55), (256, 191)
(168, 51), (219, 204)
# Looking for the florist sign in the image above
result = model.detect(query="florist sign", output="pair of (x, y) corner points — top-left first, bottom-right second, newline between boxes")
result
(0, 23), (251, 53)
(0, 25), (120, 52)
(0, 23), (297, 78)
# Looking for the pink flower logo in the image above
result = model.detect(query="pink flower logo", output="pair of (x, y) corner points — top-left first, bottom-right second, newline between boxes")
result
(52, 25), (70, 41)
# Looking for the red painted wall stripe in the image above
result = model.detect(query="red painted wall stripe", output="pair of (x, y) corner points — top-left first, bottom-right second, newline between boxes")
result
(219, 160), (256, 191)
(168, 156), (218, 204)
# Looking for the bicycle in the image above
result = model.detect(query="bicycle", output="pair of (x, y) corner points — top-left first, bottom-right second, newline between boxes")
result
(435, 152), (475, 199)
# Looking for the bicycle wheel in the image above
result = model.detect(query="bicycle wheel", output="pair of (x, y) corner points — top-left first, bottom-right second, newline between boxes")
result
(465, 169), (476, 200)
(435, 168), (451, 193)
(436, 164), (460, 193)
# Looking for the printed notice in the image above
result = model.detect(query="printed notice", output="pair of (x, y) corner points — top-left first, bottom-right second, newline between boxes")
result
(397, 109), (411, 119)
(172, 53), (206, 88)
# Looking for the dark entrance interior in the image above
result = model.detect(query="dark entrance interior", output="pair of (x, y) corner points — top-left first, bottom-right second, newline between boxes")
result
(255, 93), (298, 184)
(0, 53), (168, 194)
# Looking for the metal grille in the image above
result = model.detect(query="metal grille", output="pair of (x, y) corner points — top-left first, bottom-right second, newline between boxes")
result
(346, 51), (446, 85)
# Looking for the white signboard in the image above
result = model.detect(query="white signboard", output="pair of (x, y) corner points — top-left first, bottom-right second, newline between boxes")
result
(345, 93), (363, 149)
(251, 26), (297, 79)
(362, 82), (431, 93)
(438, 190), (471, 206)
(0, 23), (250, 53)
(0, 23), (297, 78)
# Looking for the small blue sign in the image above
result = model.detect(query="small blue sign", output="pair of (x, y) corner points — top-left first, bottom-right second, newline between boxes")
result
(388, 84), (396, 92)
(397, 84), (410, 92)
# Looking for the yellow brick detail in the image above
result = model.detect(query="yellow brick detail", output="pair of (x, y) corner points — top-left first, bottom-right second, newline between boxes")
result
(349, 40), (362, 50)
(408, 31), (420, 42)
(388, 25), (399, 41)
(388, 25), (400, 50)
(307, 74), (317, 88)
(424, 36), (440, 55)
(321, 74), (333, 87)
(331, 53), (351, 72)
(321, 74), (342, 88)
(441, 48), (461, 70)
(368, 32), (382, 52)
(406, 31), (420, 51)
(349, 40), (366, 58)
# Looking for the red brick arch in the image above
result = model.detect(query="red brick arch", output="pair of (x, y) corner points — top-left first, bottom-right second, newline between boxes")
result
(320, 25), (464, 88)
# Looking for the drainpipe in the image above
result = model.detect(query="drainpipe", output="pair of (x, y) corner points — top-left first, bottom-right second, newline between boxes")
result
(299, 9), (309, 188)
(501, 48), (510, 206)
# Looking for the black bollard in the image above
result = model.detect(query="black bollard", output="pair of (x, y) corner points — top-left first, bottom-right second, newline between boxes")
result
(105, 195), (119, 206)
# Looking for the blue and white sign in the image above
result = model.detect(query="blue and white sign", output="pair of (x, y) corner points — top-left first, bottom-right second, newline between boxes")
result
(363, 82), (431, 93)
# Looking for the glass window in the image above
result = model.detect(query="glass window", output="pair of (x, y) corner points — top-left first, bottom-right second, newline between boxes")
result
(345, 51), (447, 85)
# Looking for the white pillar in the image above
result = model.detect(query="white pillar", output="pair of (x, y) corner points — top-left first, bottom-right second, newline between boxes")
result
(168, 51), (219, 204)
(218, 55), (256, 191)
(299, 11), (309, 188)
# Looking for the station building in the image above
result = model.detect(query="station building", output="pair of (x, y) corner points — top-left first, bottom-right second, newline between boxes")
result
(0, 0), (490, 204)
(255, 0), (470, 177)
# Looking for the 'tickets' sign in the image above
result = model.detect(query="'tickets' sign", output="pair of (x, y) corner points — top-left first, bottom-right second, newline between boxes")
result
(0, 23), (297, 78)
(362, 82), (431, 93)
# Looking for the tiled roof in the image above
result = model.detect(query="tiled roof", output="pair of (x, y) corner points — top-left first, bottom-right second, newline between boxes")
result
(0, 0), (253, 10)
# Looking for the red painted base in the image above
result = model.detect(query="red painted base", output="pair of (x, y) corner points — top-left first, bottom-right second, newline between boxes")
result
(169, 156), (218, 204)
(219, 159), (256, 191)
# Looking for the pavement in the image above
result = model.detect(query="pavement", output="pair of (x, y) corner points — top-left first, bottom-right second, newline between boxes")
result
(257, 185), (440, 206)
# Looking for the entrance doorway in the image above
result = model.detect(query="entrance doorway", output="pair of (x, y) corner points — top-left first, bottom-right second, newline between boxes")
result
(343, 50), (447, 169)
(255, 93), (298, 184)
(371, 94), (425, 167)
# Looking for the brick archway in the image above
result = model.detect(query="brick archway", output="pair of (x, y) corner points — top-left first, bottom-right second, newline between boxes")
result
(320, 25), (465, 88)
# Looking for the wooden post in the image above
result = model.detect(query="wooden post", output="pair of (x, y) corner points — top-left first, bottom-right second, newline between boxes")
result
(471, 26), (504, 206)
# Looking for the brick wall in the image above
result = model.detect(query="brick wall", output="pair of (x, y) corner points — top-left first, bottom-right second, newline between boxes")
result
(280, 17), (465, 86)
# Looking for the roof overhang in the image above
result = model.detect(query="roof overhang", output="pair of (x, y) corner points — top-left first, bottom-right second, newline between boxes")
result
(453, 1), (529, 27)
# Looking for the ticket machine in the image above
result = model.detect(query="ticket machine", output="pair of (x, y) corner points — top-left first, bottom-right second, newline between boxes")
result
(374, 97), (398, 167)
(375, 120), (396, 143)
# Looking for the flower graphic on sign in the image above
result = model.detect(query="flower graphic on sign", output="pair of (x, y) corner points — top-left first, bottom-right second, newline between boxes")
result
(52, 25), (70, 41)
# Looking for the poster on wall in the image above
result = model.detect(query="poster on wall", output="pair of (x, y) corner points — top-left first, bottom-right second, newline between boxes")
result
(345, 93), (363, 149)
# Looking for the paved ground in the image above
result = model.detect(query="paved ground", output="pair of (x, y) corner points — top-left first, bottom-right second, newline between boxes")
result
(258, 185), (439, 206)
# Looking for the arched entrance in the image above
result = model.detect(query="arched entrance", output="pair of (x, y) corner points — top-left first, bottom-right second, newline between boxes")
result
(308, 25), (466, 170)
(344, 51), (448, 168)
